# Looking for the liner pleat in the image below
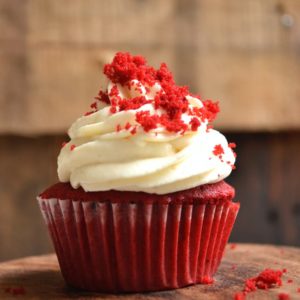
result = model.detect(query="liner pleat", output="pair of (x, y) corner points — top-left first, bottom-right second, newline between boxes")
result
(38, 198), (239, 293)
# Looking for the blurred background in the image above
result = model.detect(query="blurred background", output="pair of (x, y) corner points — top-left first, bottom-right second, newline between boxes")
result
(0, 0), (299, 262)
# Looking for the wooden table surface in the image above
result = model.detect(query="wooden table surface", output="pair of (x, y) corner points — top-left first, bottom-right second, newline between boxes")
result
(0, 244), (299, 300)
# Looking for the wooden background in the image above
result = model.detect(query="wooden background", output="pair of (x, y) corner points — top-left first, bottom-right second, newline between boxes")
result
(1, 0), (300, 134)
(0, 0), (300, 262)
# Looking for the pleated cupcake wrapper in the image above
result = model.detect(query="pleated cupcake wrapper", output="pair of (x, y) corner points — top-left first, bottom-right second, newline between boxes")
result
(38, 197), (239, 293)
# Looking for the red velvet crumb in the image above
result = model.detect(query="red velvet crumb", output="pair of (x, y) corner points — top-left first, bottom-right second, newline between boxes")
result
(119, 96), (151, 111)
(213, 144), (224, 157)
(190, 117), (201, 131)
(234, 292), (245, 300)
(95, 90), (110, 104)
(135, 111), (159, 132)
(103, 52), (156, 86)
(70, 145), (76, 151)
(130, 126), (137, 135)
(230, 243), (237, 250)
(84, 111), (94, 116)
(4, 286), (26, 296)
(245, 269), (283, 291)
(93, 52), (224, 135)
(90, 101), (97, 110)
(233, 268), (285, 299)
(201, 100), (220, 122)
(278, 293), (290, 300)
(125, 122), (131, 130)
(116, 124), (121, 132)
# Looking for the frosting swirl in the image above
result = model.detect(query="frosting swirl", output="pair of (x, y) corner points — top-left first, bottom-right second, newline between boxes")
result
(58, 53), (236, 194)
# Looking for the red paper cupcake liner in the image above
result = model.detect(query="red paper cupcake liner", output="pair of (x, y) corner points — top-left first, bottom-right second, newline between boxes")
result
(38, 197), (239, 293)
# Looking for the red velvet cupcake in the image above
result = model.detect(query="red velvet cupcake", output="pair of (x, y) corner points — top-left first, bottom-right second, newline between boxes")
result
(38, 52), (239, 293)
(38, 181), (238, 292)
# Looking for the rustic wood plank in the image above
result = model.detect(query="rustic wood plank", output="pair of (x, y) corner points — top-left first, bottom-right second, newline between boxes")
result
(0, 135), (64, 261)
(26, 0), (175, 46)
(226, 132), (300, 246)
(0, 0), (300, 133)
(202, 51), (300, 131)
(0, 244), (299, 299)
(24, 0), (300, 49)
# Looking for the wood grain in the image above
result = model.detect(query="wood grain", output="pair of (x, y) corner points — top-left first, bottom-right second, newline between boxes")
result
(0, 244), (299, 299)
(0, 0), (300, 133)
(226, 132), (300, 247)
(0, 135), (63, 261)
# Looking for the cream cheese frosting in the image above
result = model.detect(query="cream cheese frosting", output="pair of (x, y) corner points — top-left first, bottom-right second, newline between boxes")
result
(57, 53), (236, 194)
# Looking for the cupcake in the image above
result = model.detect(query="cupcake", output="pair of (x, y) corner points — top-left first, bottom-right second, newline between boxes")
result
(38, 52), (239, 293)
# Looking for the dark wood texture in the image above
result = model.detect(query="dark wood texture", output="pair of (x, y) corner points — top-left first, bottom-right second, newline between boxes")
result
(227, 132), (300, 247)
(0, 135), (65, 261)
(0, 244), (299, 299)
(0, 132), (299, 263)
(1, 0), (300, 133)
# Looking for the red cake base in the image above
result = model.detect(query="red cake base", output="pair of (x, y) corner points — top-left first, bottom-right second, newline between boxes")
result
(38, 181), (239, 293)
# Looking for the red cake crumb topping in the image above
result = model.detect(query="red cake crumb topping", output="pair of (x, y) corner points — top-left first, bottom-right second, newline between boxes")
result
(92, 52), (223, 134)
(287, 279), (293, 283)
(135, 111), (160, 132)
(103, 52), (156, 86)
(201, 100), (220, 122)
(213, 144), (224, 157)
(77, 52), (237, 167)
(84, 111), (94, 116)
(95, 90), (110, 104)
(90, 101), (97, 110)
(70, 144), (76, 151)
(278, 293), (290, 300)
(245, 269), (283, 291)
(190, 117), (201, 131)
(124, 122), (131, 130)
(234, 269), (285, 300)
(297, 287), (300, 293)
(228, 142), (237, 158)
(229, 142), (236, 149)
(130, 126), (137, 135)
(118, 96), (151, 111)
